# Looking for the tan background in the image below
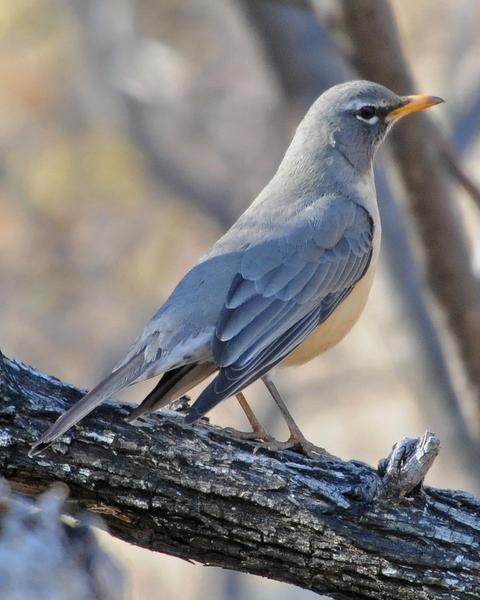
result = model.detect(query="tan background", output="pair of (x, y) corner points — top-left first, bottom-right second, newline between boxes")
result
(2, 1), (480, 598)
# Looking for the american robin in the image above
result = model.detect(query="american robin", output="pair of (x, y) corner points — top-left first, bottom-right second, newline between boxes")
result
(31, 80), (443, 456)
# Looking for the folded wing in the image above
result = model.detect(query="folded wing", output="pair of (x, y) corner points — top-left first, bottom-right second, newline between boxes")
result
(185, 197), (373, 421)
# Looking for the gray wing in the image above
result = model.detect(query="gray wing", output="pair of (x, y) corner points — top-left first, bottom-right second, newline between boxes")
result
(185, 197), (373, 421)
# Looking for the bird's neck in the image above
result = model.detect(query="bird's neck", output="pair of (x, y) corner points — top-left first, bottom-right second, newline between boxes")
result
(276, 130), (374, 200)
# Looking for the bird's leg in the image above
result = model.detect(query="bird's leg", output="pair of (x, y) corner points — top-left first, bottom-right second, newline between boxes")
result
(223, 392), (273, 442)
(258, 374), (331, 458)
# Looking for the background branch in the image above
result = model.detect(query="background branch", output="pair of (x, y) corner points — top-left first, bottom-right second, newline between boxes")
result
(332, 1), (480, 423)
(1, 351), (480, 599)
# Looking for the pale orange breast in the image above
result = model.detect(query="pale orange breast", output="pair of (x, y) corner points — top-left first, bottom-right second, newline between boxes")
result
(279, 266), (375, 367)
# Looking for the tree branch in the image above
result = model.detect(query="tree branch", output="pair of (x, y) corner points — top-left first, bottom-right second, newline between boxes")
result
(1, 351), (480, 599)
(441, 141), (480, 213)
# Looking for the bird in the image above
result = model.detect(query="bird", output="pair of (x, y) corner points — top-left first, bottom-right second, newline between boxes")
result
(30, 80), (443, 457)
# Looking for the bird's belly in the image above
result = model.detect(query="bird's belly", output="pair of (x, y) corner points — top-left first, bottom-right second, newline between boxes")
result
(280, 266), (375, 367)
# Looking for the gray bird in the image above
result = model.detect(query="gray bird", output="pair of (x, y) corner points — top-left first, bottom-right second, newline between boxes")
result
(31, 80), (443, 456)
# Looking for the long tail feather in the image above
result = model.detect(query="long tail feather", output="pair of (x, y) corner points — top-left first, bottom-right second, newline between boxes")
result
(127, 362), (216, 422)
(30, 353), (146, 456)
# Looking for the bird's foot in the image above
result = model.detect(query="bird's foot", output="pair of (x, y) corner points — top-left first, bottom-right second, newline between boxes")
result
(223, 426), (274, 443)
(254, 432), (333, 459)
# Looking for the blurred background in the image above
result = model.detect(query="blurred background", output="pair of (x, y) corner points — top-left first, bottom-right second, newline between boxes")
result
(2, 0), (480, 598)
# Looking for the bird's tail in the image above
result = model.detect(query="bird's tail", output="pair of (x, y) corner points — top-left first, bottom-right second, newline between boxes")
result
(126, 362), (216, 422)
(29, 353), (146, 456)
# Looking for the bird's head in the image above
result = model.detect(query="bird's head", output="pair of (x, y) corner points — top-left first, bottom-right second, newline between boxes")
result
(306, 80), (443, 171)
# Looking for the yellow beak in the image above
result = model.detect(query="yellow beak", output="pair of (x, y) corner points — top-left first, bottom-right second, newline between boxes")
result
(385, 94), (444, 122)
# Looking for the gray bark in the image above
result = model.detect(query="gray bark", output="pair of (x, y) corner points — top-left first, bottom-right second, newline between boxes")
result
(1, 351), (480, 599)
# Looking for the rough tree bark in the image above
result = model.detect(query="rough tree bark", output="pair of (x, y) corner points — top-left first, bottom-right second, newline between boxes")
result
(1, 351), (480, 600)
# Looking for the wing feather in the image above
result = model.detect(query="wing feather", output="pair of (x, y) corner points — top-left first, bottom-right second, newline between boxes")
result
(185, 198), (374, 422)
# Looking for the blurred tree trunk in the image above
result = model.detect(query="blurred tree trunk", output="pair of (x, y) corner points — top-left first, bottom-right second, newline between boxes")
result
(332, 0), (480, 429)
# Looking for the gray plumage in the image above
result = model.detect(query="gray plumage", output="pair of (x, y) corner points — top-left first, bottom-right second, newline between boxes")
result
(31, 80), (442, 455)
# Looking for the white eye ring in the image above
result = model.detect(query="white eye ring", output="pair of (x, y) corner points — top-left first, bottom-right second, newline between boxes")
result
(356, 114), (379, 125)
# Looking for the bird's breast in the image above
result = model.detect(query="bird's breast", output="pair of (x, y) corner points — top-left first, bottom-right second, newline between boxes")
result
(279, 264), (376, 367)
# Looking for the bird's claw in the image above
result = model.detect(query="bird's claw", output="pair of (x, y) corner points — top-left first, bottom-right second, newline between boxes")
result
(223, 426), (274, 444)
(254, 435), (333, 459)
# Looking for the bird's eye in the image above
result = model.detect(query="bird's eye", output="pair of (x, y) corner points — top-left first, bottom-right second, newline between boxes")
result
(359, 106), (376, 119)
(356, 106), (378, 124)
